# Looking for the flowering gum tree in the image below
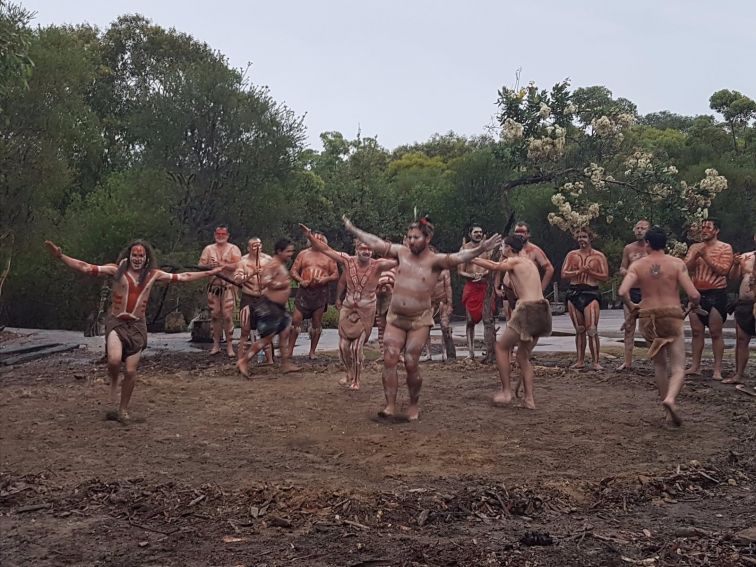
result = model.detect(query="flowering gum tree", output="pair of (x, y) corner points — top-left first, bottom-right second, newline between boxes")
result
(496, 79), (728, 255)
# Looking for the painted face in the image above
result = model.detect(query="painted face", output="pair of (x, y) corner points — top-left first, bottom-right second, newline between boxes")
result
(406, 228), (428, 255)
(356, 242), (372, 260)
(214, 228), (229, 244)
(130, 245), (146, 271)
(576, 232), (590, 248)
(633, 221), (650, 242)
(248, 239), (262, 254)
(470, 227), (484, 243)
(700, 221), (719, 241)
(514, 225), (530, 243)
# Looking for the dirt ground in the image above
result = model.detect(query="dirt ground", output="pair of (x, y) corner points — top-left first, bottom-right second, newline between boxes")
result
(1, 344), (755, 566)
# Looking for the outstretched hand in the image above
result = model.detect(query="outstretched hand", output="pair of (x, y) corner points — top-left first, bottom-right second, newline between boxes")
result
(44, 240), (62, 258)
(299, 223), (312, 237)
(481, 233), (502, 251)
(342, 215), (354, 231)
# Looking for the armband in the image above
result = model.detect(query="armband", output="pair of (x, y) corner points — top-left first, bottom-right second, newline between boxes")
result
(89, 265), (100, 276)
(170, 274), (180, 283)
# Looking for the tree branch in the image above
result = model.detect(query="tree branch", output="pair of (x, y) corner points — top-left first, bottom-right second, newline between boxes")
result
(499, 168), (578, 191)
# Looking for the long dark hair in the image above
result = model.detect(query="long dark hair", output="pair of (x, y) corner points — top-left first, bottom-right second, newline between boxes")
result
(114, 240), (157, 285)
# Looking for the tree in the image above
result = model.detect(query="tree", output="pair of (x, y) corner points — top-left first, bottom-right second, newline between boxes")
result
(709, 89), (756, 151)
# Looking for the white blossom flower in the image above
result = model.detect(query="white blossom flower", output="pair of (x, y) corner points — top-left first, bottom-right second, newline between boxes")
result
(502, 118), (525, 141)
(538, 102), (551, 119)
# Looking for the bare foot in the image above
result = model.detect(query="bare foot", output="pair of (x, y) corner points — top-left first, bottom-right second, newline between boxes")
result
(722, 375), (742, 385)
(616, 363), (633, 371)
(282, 363), (302, 373)
(493, 390), (513, 405)
(662, 400), (682, 426)
(711, 372), (723, 381)
(237, 358), (251, 378)
(338, 376), (348, 386)
(349, 382), (360, 390)
(406, 404), (420, 421)
(684, 367), (701, 376)
(106, 409), (131, 424)
(591, 362), (604, 371)
(209, 347), (221, 356)
(570, 362), (585, 370)
(377, 406), (396, 419)
(226, 349), (236, 358)
(308, 352), (317, 361)
(520, 398), (536, 410)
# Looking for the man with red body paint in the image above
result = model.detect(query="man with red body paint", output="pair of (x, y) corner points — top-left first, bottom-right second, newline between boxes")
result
(45, 240), (221, 423)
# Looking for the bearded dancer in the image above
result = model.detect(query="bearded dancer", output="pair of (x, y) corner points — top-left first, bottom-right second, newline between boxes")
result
(45, 240), (221, 422)
(561, 228), (609, 370)
(343, 215), (500, 421)
(458, 225), (491, 359)
(300, 224), (397, 389)
(724, 231), (756, 390)
(199, 225), (242, 357)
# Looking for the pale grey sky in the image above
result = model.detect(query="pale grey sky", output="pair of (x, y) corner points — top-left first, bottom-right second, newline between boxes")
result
(24, 0), (756, 150)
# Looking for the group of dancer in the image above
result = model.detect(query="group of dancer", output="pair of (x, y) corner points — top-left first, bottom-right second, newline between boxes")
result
(45, 215), (755, 425)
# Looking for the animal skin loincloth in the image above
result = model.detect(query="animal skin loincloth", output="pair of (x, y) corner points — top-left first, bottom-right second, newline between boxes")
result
(638, 305), (684, 358)
(386, 307), (434, 332)
(105, 314), (148, 360)
(507, 299), (552, 342)
(339, 295), (377, 340)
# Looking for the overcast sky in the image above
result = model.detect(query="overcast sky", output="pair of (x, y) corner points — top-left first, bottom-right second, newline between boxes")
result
(24, 0), (756, 150)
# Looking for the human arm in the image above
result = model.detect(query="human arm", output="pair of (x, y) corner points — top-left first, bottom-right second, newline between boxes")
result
(684, 243), (701, 272)
(618, 264), (640, 311)
(585, 252), (610, 281)
(560, 252), (580, 281)
(335, 270), (346, 309)
(198, 245), (216, 268)
(289, 252), (306, 286)
(155, 267), (223, 284)
(472, 257), (510, 273)
(699, 243), (734, 276)
(436, 234), (502, 269)
(618, 245), (631, 276)
(494, 271), (504, 297)
(45, 240), (117, 277)
(535, 249), (555, 290)
(342, 215), (402, 258)
(299, 223), (349, 266)
(677, 261), (701, 306)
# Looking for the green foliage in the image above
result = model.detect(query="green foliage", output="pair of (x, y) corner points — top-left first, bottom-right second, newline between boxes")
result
(0, 0), (34, 97)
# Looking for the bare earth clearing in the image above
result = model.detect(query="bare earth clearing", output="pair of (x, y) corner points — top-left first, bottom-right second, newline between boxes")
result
(1, 344), (754, 566)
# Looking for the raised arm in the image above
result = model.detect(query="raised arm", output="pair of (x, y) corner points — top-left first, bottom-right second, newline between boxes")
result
(472, 257), (510, 273)
(299, 223), (349, 266)
(436, 234), (501, 269)
(342, 216), (402, 258)
(155, 267), (222, 284)
(45, 240), (117, 277)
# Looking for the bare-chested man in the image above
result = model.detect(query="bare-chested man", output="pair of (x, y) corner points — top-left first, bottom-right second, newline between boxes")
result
(458, 226), (491, 359)
(618, 219), (651, 370)
(289, 232), (339, 360)
(684, 218), (734, 380)
(300, 224), (397, 389)
(619, 226), (701, 426)
(496, 222), (554, 318)
(423, 262), (453, 362)
(237, 239), (301, 377)
(45, 240), (221, 422)
(724, 231), (756, 390)
(561, 228), (609, 370)
(343, 215), (501, 420)
(472, 235), (552, 409)
(199, 225), (242, 357)
(234, 237), (273, 364)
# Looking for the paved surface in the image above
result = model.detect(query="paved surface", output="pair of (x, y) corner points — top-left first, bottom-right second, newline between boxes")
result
(3, 310), (749, 362)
